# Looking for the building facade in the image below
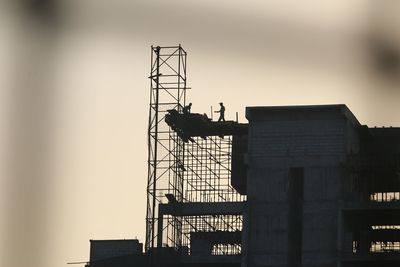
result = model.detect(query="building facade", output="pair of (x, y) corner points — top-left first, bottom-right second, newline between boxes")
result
(243, 105), (400, 267)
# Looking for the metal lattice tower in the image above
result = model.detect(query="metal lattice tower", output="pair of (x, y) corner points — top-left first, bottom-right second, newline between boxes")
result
(146, 45), (187, 251)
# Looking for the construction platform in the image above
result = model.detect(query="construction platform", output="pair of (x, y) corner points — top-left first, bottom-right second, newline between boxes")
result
(165, 109), (248, 142)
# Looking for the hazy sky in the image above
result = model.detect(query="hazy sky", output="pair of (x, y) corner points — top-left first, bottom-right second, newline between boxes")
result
(1, 1), (400, 267)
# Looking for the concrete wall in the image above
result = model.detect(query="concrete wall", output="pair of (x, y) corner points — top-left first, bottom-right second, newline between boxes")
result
(244, 105), (360, 267)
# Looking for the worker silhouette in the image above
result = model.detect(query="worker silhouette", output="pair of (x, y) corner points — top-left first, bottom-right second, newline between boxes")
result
(183, 103), (192, 115)
(214, 102), (226, 122)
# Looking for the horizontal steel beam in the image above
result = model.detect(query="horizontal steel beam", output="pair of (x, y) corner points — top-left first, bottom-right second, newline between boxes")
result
(159, 201), (246, 216)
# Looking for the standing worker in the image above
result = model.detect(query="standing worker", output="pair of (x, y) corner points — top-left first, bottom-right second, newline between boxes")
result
(214, 102), (226, 122)
(182, 103), (192, 115)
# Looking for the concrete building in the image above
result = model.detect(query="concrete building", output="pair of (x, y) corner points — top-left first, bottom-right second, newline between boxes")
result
(87, 105), (400, 267)
(86, 240), (146, 267)
(242, 104), (399, 267)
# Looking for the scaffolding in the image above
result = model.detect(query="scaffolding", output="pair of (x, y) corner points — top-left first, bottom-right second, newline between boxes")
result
(146, 45), (187, 251)
(181, 136), (245, 254)
(145, 45), (246, 256)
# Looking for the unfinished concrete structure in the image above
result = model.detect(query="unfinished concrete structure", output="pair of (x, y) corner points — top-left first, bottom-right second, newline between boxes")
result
(86, 46), (400, 267)
(242, 105), (400, 267)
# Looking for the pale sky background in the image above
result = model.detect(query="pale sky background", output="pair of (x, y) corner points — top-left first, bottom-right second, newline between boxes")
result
(1, 1), (400, 267)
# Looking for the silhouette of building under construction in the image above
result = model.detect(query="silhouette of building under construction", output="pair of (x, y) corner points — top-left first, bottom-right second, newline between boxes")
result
(85, 46), (400, 267)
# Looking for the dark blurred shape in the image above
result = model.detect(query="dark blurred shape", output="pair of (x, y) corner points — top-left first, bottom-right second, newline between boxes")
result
(370, 38), (400, 76)
(19, 0), (58, 22)
(2, 0), (59, 267)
